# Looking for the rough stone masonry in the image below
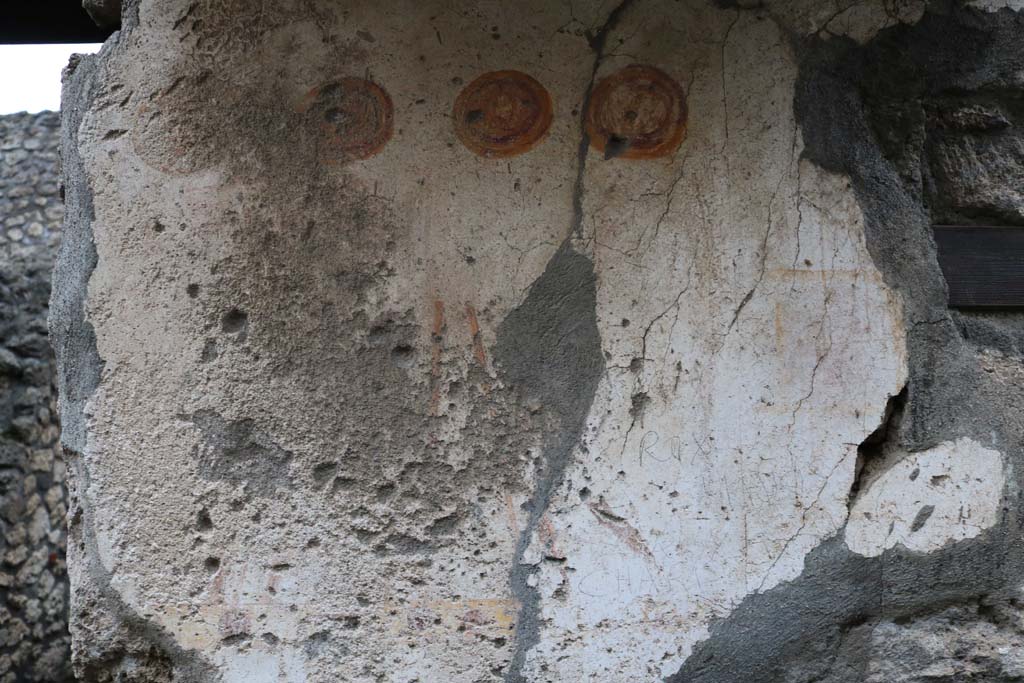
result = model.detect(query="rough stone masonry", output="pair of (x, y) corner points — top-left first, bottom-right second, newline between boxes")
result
(52, 0), (1024, 681)
(0, 112), (73, 681)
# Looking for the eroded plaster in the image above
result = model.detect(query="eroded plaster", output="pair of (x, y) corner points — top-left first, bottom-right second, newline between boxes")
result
(51, 0), (1022, 681)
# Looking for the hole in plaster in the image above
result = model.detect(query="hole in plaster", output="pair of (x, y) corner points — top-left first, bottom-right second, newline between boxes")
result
(910, 505), (935, 532)
(304, 631), (331, 657)
(331, 476), (356, 494)
(312, 462), (337, 487)
(324, 107), (347, 124)
(390, 344), (415, 368)
(204, 556), (220, 572)
(201, 339), (218, 362)
(849, 387), (908, 508)
(221, 308), (248, 334)
(186, 283), (200, 298)
(427, 512), (459, 536)
(629, 391), (650, 419)
(603, 135), (631, 160)
(196, 509), (213, 531)
(221, 633), (249, 647)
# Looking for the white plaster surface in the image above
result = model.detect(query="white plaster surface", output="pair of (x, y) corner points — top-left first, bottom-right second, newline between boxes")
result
(845, 438), (1004, 557)
(522, 5), (908, 678)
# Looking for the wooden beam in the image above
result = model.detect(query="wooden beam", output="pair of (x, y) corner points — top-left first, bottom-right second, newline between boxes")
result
(934, 225), (1024, 308)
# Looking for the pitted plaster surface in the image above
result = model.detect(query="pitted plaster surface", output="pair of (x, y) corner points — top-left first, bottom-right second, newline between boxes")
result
(53, 0), (1018, 681)
(845, 438), (1004, 557)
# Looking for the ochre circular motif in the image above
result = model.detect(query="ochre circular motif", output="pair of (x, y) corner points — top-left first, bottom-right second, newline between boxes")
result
(298, 77), (394, 162)
(453, 70), (553, 158)
(585, 65), (687, 160)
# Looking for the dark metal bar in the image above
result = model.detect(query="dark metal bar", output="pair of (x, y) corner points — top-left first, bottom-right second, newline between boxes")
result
(934, 225), (1024, 308)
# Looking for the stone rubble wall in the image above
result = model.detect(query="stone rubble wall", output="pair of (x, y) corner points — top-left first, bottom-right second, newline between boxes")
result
(0, 111), (73, 682)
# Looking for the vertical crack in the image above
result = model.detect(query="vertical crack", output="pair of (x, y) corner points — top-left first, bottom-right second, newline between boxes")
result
(500, 4), (635, 679)
(569, 0), (638, 239)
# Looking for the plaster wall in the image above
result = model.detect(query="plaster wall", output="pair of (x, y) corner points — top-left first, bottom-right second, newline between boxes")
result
(53, 1), (1024, 681)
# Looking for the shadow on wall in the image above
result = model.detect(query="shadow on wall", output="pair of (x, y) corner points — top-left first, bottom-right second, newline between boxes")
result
(0, 111), (74, 681)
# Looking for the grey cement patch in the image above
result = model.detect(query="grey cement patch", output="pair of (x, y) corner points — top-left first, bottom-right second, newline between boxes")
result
(666, 6), (1024, 682)
(191, 409), (294, 495)
(494, 242), (604, 682)
(953, 309), (1024, 358)
(49, 53), (104, 456)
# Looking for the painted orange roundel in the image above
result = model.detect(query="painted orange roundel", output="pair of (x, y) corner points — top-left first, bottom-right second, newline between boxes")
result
(586, 64), (687, 160)
(453, 70), (553, 158)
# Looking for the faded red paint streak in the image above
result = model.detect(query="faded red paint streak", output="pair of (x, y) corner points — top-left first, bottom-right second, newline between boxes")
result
(538, 516), (565, 560)
(586, 64), (688, 160)
(465, 304), (487, 367)
(588, 500), (658, 565)
(453, 70), (553, 158)
(504, 493), (519, 537)
(429, 300), (445, 416)
(297, 77), (394, 163)
(539, 516), (572, 595)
